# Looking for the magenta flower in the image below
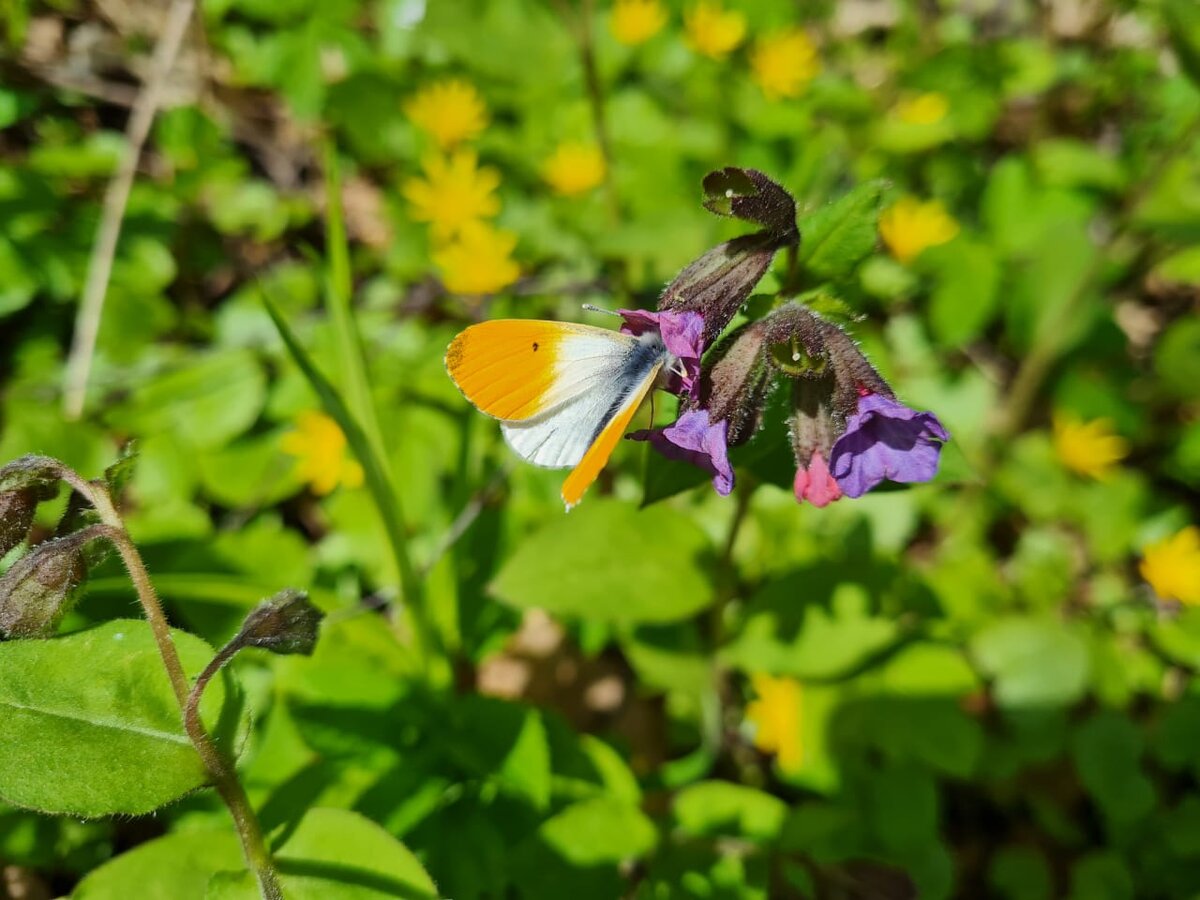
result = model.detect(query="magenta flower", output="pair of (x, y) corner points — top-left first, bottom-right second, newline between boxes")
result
(629, 409), (734, 495)
(619, 309), (706, 400)
(829, 393), (949, 498)
(793, 449), (842, 507)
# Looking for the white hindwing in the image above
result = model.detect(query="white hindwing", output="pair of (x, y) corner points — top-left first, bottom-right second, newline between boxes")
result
(500, 339), (664, 469)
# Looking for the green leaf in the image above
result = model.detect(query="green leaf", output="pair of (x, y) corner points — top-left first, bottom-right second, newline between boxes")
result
(1151, 245), (1200, 286)
(1164, 0), (1200, 88)
(1067, 852), (1134, 900)
(1072, 710), (1156, 827)
(923, 238), (1000, 347)
(74, 829), (243, 900)
(207, 808), (438, 900)
(989, 845), (1052, 900)
(797, 180), (885, 281)
(491, 500), (715, 624)
(536, 796), (657, 866)
(673, 781), (788, 842)
(0, 619), (243, 816)
(722, 578), (898, 680)
(970, 617), (1089, 709)
(1154, 316), (1200, 400)
(106, 350), (266, 450)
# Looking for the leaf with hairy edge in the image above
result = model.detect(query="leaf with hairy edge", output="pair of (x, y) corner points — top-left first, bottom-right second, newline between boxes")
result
(798, 181), (886, 281)
(0, 619), (244, 816)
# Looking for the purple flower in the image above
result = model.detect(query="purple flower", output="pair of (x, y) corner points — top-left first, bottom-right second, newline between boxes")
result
(629, 409), (734, 495)
(619, 309), (706, 400)
(829, 393), (950, 498)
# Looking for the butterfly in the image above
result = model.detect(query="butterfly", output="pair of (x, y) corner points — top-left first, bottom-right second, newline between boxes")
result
(445, 310), (704, 509)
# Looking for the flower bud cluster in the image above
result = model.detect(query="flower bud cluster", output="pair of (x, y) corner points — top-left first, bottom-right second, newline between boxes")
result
(628, 169), (949, 505)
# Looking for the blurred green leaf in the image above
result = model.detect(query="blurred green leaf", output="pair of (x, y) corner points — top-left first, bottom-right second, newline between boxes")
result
(106, 350), (266, 450)
(74, 829), (242, 900)
(535, 796), (657, 866)
(1164, 0), (1200, 88)
(1072, 711), (1156, 829)
(971, 617), (1089, 709)
(491, 500), (714, 624)
(208, 807), (438, 899)
(0, 619), (242, 816)
(673, 781), (788, 842)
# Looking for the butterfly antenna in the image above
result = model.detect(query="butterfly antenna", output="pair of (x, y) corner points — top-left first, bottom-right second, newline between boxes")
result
(582, 303), (622, 318)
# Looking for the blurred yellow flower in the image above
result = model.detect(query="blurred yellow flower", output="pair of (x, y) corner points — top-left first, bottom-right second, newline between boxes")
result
(405, 79), (488, 149)
(685, 2), (746, 59)
(610, 0), (667, 45)
(434, 221), (520, 295)
(543, 142), (607, 196)
(281, 411), (363, 496)
(894, 91), (949, 125)
(1052, 414), (1128, 480)
(751, 28), (820, 100)
(878, 196), (959, 264)
(745, 674), (803, 773)
(403, 150), (501, 240)
(1140, 527), (1200, 606)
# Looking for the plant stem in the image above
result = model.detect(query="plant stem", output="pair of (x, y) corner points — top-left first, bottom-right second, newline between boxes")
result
(62, 0), (197, 419)
(559, 0), (621, 222)
(992, 112), (1200, 441)
(186, 649), (284, 900)
(55, 465), (282, 900)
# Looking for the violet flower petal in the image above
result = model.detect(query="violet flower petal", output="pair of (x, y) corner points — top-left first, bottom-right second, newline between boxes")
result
(619, 309), (706, 399)
(629, 409), (734, 496)
(829, 394), (949, 498)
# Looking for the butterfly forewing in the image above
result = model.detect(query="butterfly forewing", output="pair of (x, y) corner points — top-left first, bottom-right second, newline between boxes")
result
(445, 320), (640, 422)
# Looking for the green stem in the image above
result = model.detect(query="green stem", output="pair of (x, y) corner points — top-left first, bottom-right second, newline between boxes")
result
(992, 112), (1200, 441)
(186, 649), (283, 900)
(57, 466), (283, 900)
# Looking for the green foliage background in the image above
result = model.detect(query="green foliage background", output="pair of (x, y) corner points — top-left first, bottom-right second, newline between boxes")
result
(1, 0), (1200, 897)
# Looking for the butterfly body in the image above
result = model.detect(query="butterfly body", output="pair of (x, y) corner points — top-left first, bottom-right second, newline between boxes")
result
(445, 318), (669, 508)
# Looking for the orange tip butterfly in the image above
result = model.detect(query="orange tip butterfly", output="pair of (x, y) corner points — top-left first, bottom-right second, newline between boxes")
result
(445, 308), (705, 509)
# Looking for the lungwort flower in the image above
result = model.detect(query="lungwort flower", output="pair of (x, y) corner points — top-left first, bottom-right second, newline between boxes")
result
(878, 196), (959, 264)
(829, 392), (950, 498)
(751, 28), (820, 100)
(403, 149), (501, 240)
(627, 168), (950, 507)
(433, 221), (520, 295)
(1052, 414), (1128, 480)
(543, 142), (607, 196)
(282, 412), (364, 496)
(1140, 527), (1200, 606)
(405, 79), (488, 149)
(685, 2), (746, 59)
(610, 0), (667, 45)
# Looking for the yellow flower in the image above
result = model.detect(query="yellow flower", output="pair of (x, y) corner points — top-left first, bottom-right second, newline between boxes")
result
(543, 142), (607, 196)
(434, 221), (520, 295)
(1052, 414), (1129, 480)
(878, 196), (960, 264)
(404, 79), (488, 149)
(403, 150), (501, 240)
(610, 0), (667, 45)
(1140, 527), (1200, 606)
(281, 411), (363, 496)
(751, 28), (820, 100)
(685, 2), (746, 59)
(745, 674), (803, 773)
(894, 91), (949, 125)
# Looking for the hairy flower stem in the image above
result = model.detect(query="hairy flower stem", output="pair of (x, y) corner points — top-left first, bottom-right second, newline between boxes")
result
(52, 463), (282, 900)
